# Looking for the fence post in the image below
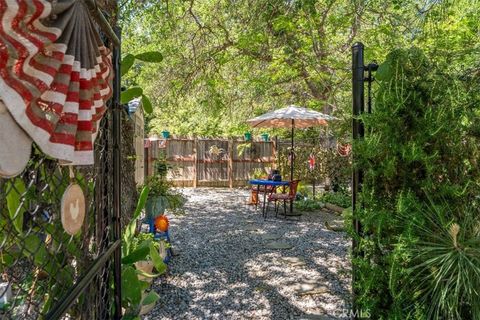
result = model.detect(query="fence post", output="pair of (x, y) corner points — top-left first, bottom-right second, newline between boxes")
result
(228, 139), (233, 188)
(193, 137), (198, 188)
(112, 26), (122, 320)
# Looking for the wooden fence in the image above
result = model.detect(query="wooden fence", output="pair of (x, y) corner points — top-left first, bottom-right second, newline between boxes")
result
(144, 137), (276, 187)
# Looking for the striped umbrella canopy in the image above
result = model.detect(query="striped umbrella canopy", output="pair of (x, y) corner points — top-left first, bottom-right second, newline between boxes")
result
(246, 105), (336, 128)
(0, 0), (113, 165)
(247, 105), (336, 181)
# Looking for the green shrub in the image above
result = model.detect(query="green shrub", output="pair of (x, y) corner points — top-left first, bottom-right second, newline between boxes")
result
(320, 191), (350, 208)
(276, 145), (351, 191)
(351, 47), (480, 319)
(295, 198), (324, 211)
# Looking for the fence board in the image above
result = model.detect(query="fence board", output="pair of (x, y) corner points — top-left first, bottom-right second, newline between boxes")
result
(145, 137), (276, 187)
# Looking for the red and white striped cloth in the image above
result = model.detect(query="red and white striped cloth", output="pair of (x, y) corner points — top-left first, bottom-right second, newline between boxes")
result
(0, 0), (113, 165)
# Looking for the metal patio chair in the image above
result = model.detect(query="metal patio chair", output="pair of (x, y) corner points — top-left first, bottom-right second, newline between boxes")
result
(266, 180), (301, 218)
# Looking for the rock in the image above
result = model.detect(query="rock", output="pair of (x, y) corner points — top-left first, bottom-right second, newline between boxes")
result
(280, 256), (306, 267)
(265, 241), (294, 250)
(325, 203), (345, 214)
(259, 233), (282, 240)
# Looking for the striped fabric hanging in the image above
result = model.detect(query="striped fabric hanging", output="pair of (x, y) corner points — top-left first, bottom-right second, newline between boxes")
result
(0, 0), (113, 165)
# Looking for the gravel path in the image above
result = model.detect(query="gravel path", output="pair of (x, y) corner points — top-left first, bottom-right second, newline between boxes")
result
(144, 188), (351, 320)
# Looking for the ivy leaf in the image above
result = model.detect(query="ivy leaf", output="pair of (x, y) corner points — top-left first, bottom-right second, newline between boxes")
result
(133, 186), (150, 220)
(121, 266), (142, 306)
(121, 246), (150, 265)
(141, 94), (153, 114)
(121, 54), (135, 76)
(121, 87), (143, 104)
(6, 178), (26, 234)
(149, 242), (167, 274)
(23, 234), (48, 267)
(135, 51), (163, 63)
(142, 291), (160, 306)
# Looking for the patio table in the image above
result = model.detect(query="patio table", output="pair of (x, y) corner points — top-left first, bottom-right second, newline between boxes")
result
(249, 179), (290, 219)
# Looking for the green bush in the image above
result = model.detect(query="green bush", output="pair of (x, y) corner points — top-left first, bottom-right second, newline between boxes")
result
(320, 191), (350, 208)
(352, 47), (480, 319)
(276, 145), (351, 191)
(295, 198), (324, 212)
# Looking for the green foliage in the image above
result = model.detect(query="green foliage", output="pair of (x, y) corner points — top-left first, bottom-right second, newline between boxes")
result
(0, 159), (99, 317)
(236, 142), (252, 157)
(141, 94), (153, 114)
(295, 199), (324, 212)
(123, 186), (149, 256)
(251, 168), (267, 179)
(121, 196), (168, 317)
(121, 87), (143, 104)
(5, 178), (26, 234)
(144, 175), (171, 198)
(135, 51), (163, 63)
(352, 46), (480, 319)
(401, 198), (480, 320)
(143, 158), (186, 216)
(122, 266), (145, 307)
(142, 291), (160, 306)
(320, 192), (350, 208)
(122, 245), (150, 265)
(120, 51), (163, 114)
(121, 0), (479, 138)
(277, 145), (351, 192)
(121, 54), (136, 76)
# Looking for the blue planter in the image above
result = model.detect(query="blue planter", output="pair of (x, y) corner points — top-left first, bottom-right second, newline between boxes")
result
(161, 130), (170, 139)
(244, 132), (252, 141)
(261, 133), (269, 141)
(145, 196), (169, 219)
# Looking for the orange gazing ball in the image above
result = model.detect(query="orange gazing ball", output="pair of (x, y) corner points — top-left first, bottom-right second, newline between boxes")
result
(154, 215), (169, 232)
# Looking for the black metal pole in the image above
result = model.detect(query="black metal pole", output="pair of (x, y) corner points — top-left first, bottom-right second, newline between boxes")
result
(290, 119), (294, 213)
(290, 119), (294, 181)
(352, 42), (365, 318)
(45, 240), (121, 320)
(112, 26), (122, 320)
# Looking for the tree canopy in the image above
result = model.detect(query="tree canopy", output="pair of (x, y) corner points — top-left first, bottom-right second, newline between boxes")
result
(120, 0), (479, 138)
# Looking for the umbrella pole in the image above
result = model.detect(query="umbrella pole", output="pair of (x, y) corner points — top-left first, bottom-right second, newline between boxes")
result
(290, 119), (294, 214)
(290, 119), (294, 181)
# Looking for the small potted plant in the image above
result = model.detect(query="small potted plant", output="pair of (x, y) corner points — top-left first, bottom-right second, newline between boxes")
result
(144, 159), (186, 220)
(260, 133), (269, 141)
(121, 195), (167, 317)
(161, 130), (170, 139)
(244, 132), (252, 141)
(144, 175), (171, 218)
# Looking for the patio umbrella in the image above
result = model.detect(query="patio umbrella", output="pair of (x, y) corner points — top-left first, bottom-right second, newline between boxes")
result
(247, 105), (335, 181)
(0, 0), (113, 166)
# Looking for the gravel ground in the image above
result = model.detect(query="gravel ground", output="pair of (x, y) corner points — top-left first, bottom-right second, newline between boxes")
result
(144, 188), (351, 320)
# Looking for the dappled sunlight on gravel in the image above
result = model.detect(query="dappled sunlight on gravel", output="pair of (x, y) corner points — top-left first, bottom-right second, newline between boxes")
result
(143, 188), (351, 320)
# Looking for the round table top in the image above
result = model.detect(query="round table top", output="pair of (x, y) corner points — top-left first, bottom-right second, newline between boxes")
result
(249, 179), (290, 186)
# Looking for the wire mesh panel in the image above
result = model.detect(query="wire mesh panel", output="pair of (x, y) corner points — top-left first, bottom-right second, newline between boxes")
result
(0, 113), (115, 319)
